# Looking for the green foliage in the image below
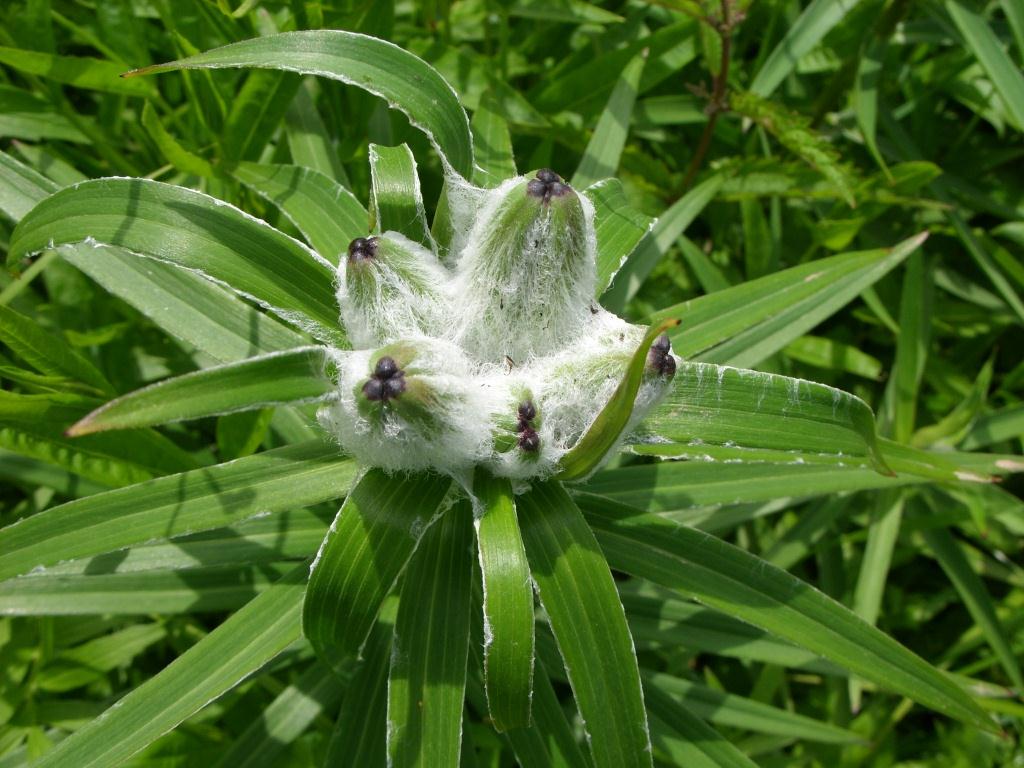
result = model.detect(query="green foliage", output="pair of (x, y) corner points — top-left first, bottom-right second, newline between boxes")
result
(1, 1), (1023, 767)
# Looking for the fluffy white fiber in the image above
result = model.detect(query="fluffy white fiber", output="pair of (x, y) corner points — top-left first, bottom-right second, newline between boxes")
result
(319, 170), (676, 484)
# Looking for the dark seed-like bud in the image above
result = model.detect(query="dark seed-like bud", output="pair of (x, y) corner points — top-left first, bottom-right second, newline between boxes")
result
(375, 355), (400, 380)
(536, 168), (559, 183)
(383, 375), (406, 399)
(548, 181), (571, 198)
(658, 354), (676, 377)
(518, 400), (537, 424)
(362, 377), (385, 401)
(347, 236), (378, 264)
(652, 333), (671, 354)
(518, 428), (540, 452)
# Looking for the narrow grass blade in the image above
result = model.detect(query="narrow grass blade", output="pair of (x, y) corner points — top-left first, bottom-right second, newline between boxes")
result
(0, 441), (355, 581)
(581, 496), (995, 731)
(0, 304), (110, 394)
(213, 661), (344, 768)
(27, 564), (306, 768)
(234, 162), (369, 264)
(921, 522), (1023, 688)
(557, 318), (679, 481)
(285, 85), (351, 186)
(220, 69), (300, 164)
(0, 149), (58, 221)
(303, 469), (451, 671)
(369, 143), (434, 249)
(471, 91), (516, 188)
(603, 174), (723, 311)
(749, 0), (861, 98)
(0, 46), (155, 96)
(584, 178), (653, 297)
(387, 503), (473, 767)
(946, 1), (1024, 130)
(648, 708), (757, 768)
(66, 347), (333, 436)
(518, 481), (652, 768)
(572, 50), (646, 189)
(127, 30), (474, 177)
(473, 469), (534, 731)
(651, 233), (927, 366)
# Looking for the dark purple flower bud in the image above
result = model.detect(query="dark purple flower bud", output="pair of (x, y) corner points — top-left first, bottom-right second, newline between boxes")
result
(362, 377), (385, 401)
(517, 400), (537, 424)
(652, 333), (671, 354)
(383, 375), (406, 400)
(375, 355), (400, 380)
(536, 168), (559, 183)
(526, 179), (548, 199)
(347, 236), (378, 264)
(518, 428), (540, 452)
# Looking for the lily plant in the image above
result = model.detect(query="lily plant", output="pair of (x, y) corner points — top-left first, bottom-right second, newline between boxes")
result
(1, 29), (1013, 768)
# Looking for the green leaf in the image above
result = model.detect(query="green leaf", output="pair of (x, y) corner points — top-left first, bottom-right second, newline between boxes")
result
(584, 179), (653, 297)
(234, 162), (368, 265)
(749, 0), (862, 98)
(637, 362), (890, 472)
(0, 85), (87, 144)
(66, 347), (333, 435)
(0, 46), (155, 96)
(27, 564), (306, 768)
(129, 30), (474, 177)
(368, 143), (434, 249)
(0, 391), (198, 488)
(0, 441), (355, 581)
(0, 563), (289, 615)
(572, 50), (646, 189)
(388, 503), (473, 767)
(473, 469), (534, 731)
(0, 148), (58, 222)
(921, 521), (1023, 688)
(648, 706), (756, 768)
(325, 600), (395, 768)
(961, 404), (1024, 450)
(643, 672), (861, 744)
(518, 481), (652, 768)
(602, 173), (724, 311)
(946, 1), (1024, 131)
(9, 178), (343, 345)
(0, 304), (111, 394)
(557, 318), (679, 482)
(303, 469), (451, 671)
(141, 102), (215, 178)
(581, 496), (995, 731)
(652, 233), (927, 367)
(212, 661), (344, 768)
(285, 85), (351, 186)
(220, 69), (301, 164)
(61, 249), (309, 364)
(471, 91), (517, 188)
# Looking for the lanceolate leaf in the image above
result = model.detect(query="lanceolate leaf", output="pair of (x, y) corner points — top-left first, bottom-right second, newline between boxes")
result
(128, 30), (474, 177)
(8, 178), (343, 346)
(518, 481), (652, 768)
(66, 347), (334, 436)
(557, 318), (679, 481)
(651, 233), (927, 367)
(473, 469), (534, 731)
(29, 564), (307, 768)
(0, 441), (355, 582)
(234, 162), (369, 264)
(471, 91), (517, 188)
(303, 469), (451, 672)
(639, 362), (889, 472)
(388, 503), (474, 768)
(585, 178), (653, 297)
(581, 495), (995, 731)
(368, 143), (434, 249)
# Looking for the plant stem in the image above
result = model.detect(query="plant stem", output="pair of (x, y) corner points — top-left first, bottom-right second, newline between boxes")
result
(680, 0), (738, 192)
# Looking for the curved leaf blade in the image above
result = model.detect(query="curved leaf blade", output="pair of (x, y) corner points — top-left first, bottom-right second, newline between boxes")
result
(369, 143), (434, 249)
(129, 31), (474, 177)
(518, 481), (652, 768)
(581, 495), (995, 731)
(473, 469), (534, 731)
(8, 178), (343, 345)
(0, 441), (355, 582)
(67, 347), (333, 436)
(303, 469), (451, 671)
